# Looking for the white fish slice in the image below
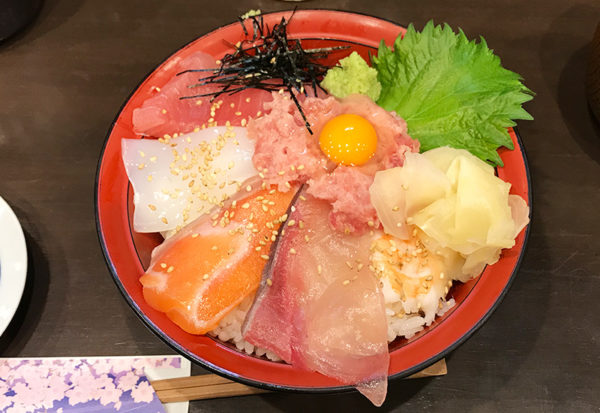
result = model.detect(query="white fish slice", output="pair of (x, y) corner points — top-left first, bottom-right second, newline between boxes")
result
(122, 126), (257, 233)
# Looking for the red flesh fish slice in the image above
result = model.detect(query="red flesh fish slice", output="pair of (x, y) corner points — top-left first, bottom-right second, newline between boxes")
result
(242, 191), (389, 406)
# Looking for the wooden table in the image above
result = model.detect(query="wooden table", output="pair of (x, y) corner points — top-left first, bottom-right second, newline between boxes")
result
(1, 0), (599, 411)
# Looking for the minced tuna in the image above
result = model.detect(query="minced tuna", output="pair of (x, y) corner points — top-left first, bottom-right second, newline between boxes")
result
(247, 92), (419, 233)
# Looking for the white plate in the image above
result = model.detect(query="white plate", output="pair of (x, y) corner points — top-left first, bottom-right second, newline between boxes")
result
(0, 196), (27, 336)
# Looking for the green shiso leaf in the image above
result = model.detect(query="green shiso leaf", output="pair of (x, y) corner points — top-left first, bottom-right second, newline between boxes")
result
(372, 21), (534, 166)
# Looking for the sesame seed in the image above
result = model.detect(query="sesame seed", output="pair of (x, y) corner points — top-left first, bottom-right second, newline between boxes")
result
(137, 163), (145, 170)
(161, 217), (168, 224)
(298, 220), (304, 229)
(440, 272), (445, 279)
(269, 189), (276, 194)
(299, 195), (306, 201)
(241, 203), (250, 209)
(160, 263), (167, 269)
(148, 204), (157, 211)
(266, 278), (273, 286)
(235, 111), (242, 116)
(167, 266), (174, 273)
(342, 280), (350, 286)
(192, 233), (199, 238)
(255, 246), (262, 251)
(161, 109), (167, 114)
(345, 261), (353, 269)
(245, 97), (251, 103)
(367, 221), (374, 227)
(260, 254), (269, 260)
(258, 172), (265, 179)
(262, 205), (269, 212)
(271, 235), (276, 241)
(291, 206), (296, 212)
(317, 265), (322, 274)
(211, 245), (218, 251)
(203, 273), (209, 280)
(278, 170), (285, 176)
(304, 235), (310, 242)
(241, 118), (247, 126)
(357, 263), (364, 271)
(297, 165), (305, 170)
(392, 206), (400, 211)
(288, 219), (296, 227)
(285, 182), (291, 189)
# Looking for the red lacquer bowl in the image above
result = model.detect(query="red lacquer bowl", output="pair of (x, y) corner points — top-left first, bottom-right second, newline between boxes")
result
(95, 10), (531, 392)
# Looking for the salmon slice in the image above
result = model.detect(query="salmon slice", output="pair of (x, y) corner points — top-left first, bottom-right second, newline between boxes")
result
(140, 181), (298, 335)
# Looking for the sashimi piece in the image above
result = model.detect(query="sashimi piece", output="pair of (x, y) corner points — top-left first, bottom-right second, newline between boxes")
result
(122, 126), (258, 233)
(140, 182), (298, 335)
(132, 51), (272, 137)
(243, 192), (389, 406)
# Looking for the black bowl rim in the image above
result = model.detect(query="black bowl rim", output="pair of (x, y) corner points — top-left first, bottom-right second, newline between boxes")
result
(95, 8), (533, 395)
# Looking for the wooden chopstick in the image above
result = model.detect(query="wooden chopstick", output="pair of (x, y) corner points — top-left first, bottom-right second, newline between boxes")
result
(151, 358), (447, 403)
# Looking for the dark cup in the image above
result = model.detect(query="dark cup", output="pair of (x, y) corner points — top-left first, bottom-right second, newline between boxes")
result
(0, 0), (42, 42)
(586, 23), (600, 122)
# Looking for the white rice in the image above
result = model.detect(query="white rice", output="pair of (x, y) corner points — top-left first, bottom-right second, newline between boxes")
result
(377, 265), (457, 342)
(208, 295), (281, 361)
(384, 292), (456, 342)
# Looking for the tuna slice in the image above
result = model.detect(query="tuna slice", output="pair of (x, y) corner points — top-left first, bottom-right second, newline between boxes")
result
(132, 51), (272, 138)
(242, 192), (389, 406)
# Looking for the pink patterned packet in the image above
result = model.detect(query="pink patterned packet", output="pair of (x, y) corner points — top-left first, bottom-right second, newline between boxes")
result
(0, 356), (191, 413)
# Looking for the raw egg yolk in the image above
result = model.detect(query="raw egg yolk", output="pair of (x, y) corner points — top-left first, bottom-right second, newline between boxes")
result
(319, 114), (377, 166)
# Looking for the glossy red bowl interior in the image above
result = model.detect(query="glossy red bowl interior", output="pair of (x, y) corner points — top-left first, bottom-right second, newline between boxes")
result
(95, 10), (531, 392)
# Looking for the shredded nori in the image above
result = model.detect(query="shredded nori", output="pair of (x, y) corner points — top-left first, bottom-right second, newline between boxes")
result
(178, 12), (348, 134)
